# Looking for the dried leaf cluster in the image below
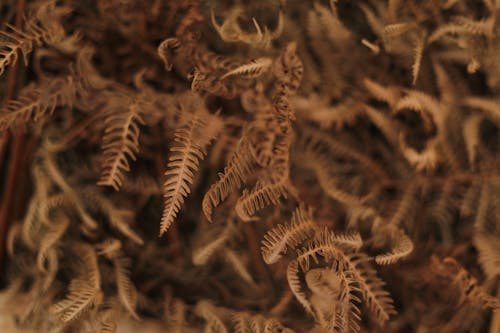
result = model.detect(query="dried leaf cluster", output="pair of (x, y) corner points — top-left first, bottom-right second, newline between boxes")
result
(1, 0), (500, 332)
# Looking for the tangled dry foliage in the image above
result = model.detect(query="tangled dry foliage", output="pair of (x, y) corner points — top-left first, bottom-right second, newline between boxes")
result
(1, 0), (500, 332)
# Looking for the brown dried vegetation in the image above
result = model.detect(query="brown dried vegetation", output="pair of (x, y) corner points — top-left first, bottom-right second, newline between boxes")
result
(0, 0), (500, 332)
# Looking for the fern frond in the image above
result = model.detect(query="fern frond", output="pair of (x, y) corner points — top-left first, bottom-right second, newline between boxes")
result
(389, 182), (418, 227)
(97, 104), (145, 191)
(358, 4), (384, 38)
(232, 311), (252, 333)
(80, 189), (144, 245)
(273, 42), (303, 95)
(473, 233), (500, 279)
(363, 78), (401, 107)
(42, 146), (98, 232)
(99, 310), (117, 333)
(439, 257), (500, 309)
(298, 127), (387, 179)
(0, 17), (61, 76)
(221, 57), (273, 80)
(411, 33), (425, 85)
(336, 271), (362, 333)
(195, 300), (229, 333)
(331, 232), (363, 252)
(50, 244), (102, 323)
(233, 312), (288, 333)
(344, 253), (396, 324)
(161, 114), (221, 236)
(375, 229), (414, 265)
(114, 256), (140, 320)
(0, 77), (75, 133)
(37, 212), (69, 272)
(307, 268), (361, 333)
(235, 179), (288, 222)
(202, 139), (254, 222)
(164, 297), (186, 333)
(463, 114), (483, 169)
(312, 2), (351, 45)
(295, 231), (345, 272)
(452, 16), (495, 37)
(287, 259), (315, 316)
(473, 185), (490, 231)
(362, 104), (400, 146)
(463, 97), (500, 122)
(50, 278), (102, 323)
(95, 239), (122, 261)
(383, 23), (413, 38)
(224, 250), (255, 284)
(314, 161), (376, 204)
(192, 223), (232, 266)
(261, 204), (317, 264)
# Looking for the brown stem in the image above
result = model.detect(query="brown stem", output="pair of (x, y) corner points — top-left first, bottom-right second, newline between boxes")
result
(0, 0), (26, 278)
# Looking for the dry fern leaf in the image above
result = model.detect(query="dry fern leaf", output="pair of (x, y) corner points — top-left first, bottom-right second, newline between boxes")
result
(383, 23), (413, 39)
(293, 95), (362, 130)
(192, 223), (233, 266)
(96, 238), (122, 258)
(232, 312), (292, 333)
(388, 183), (418, 227)
(81, 189), (144, 245)
(307, 268), (361, 333)
(114, 256), (140, 320)
(37, 212), (69, 272)
(42, 147), (99, 232)
(463, 97), (500, 122)
(399, 135), (439, 172)
(411, 33), (425, 85)
(211, 8), (283, 49)
(50, 244), (102, 323)
(164, 296), (186, 333)
(330, 231), (363, 252)
(452, 16), (495, 38)
(295, 231), (346, 272)
(312, 2), (351, 45)
(202, 139), (254, 222)
(261, 204), (317, 264)
(462, 114), (483, 169)
(0, 16), (62, 76)
(235, 135), (294, 222)
(224, 250), (255, 284)
(99, 308), (117, 333)
(160, 114), (222, 236)
(287, 259), (315, 316)
(157, 38), (181, 71)
(50, 278), (102, 323)
(195, 300), (229, 333)
(473, 233), (500, 279)
(97, 103), (145, 191)
(375, 229), (414, 265)
(363, 78), (401, 107)
(235, 179), (289, 222)
(221, 57), (273, 80)
(439, 257), (500, 309)
(298, 127), (387, 179)
(314, 161), (376, 205)
(273, 42), (304, 96)
(363, 104), (399, 146)
(343, 252), (396, 324)
(0, 77), (75, 133)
